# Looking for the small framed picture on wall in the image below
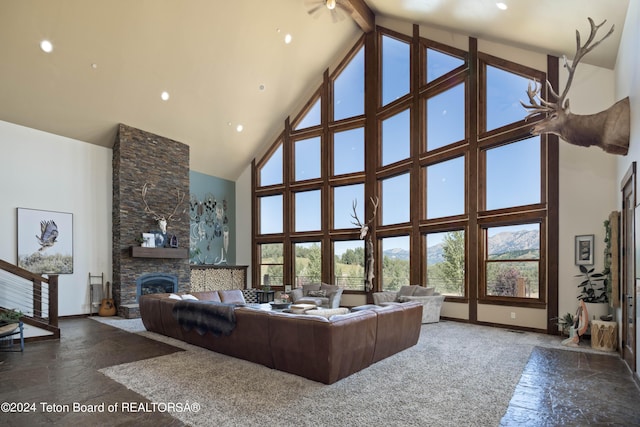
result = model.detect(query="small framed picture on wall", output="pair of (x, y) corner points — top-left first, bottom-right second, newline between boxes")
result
(575, 234), (594, 265)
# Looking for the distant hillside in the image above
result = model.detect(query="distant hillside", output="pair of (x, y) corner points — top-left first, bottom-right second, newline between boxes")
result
(382, 247), (410, 261)
(386, 229), (540, 265)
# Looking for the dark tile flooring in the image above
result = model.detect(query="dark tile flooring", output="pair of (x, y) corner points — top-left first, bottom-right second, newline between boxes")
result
(501, 346), (640, 426)
(1, 318), (639, 426)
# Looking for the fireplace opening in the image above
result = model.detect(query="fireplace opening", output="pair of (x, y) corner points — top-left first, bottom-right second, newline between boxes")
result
(136, 273), (178, 301)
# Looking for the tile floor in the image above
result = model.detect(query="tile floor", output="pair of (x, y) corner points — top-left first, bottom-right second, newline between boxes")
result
(1, 318), (639, 426)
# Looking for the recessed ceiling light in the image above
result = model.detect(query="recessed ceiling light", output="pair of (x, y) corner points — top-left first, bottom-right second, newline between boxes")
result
(259, 84), (266, 91)
(236, 124), (243, 132)
(161, 91), (170, 101)
(90, 63), (98, 69)
(40, 40), (53, 53)
(284, 33), (292, 44)
(496, 2), (508, 10)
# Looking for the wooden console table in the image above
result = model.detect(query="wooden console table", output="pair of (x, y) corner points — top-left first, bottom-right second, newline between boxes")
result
(190, 265), (248, 292)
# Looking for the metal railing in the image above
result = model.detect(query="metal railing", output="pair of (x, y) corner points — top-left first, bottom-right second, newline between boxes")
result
(0, 259), (60, 339)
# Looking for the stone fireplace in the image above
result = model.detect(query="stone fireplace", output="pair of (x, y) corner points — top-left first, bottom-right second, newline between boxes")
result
(137, 273), (179, 301)
(112, 124), (190, 318)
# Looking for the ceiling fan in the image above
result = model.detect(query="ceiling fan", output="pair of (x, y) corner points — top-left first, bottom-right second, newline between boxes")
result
(305, 0), (354, 23)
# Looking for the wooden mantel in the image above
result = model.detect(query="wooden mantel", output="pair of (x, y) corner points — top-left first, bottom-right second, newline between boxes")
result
(129, 246), (189, 259)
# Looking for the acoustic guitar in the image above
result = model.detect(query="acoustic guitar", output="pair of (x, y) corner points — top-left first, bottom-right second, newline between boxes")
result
(98, 281), (116, 317)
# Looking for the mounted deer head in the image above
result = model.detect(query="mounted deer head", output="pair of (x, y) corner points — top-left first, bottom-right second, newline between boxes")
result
(350, 197), (379, 240)
(521, 18), (629, 156)
(141, 182), (186, 232)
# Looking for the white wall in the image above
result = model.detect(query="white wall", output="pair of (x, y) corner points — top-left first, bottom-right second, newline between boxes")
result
(615, 0), (640, 380)
(557, 63), (618, 321)
(235, 165), (252, 287)
(0, 120), (112, 316)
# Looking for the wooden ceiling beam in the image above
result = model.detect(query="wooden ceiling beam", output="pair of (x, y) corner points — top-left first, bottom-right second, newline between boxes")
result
(347, 0), (375, 33)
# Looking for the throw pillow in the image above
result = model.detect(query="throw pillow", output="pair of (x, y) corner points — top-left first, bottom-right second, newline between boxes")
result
(307, 290), (327, 297)
(181, 294), (198, 300)
(302, 283), (321, 295)
(241, 289), (258, 304)
(168, 293), (181, 300)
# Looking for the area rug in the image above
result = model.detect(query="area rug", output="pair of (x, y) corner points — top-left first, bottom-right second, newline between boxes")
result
(97, 320), (564, 427)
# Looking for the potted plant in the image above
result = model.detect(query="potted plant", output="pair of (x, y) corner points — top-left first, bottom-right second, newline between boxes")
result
(575, 264), (609, 321)
(552, 312), (575, 336)
(0, 308), (23, 327)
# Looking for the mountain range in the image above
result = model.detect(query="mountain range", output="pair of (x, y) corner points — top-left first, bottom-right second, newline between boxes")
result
(383, 229), (540, 264)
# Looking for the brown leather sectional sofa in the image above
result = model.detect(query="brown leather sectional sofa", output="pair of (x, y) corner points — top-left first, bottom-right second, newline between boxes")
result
(139, 290), (423, 384)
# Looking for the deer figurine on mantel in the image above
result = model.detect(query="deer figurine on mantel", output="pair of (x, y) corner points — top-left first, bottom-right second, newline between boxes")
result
(521, 17), (630, 156)
(351, 196), (379, 292)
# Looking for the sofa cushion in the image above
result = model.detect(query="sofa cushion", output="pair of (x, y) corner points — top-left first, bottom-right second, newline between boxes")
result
(305, 307), (349, 318)
(192, 291), (222, 302)
(219, 290), (245, 304)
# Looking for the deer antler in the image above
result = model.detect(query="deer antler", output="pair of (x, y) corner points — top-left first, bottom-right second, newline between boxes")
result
(141, 183), (186, 223)
(558, 17), (614, 108)
(522, 18), (614, 119)
(350, 197), (379, 239)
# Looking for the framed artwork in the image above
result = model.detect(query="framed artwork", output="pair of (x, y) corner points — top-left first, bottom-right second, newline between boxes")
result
(284, 284), (292, 292)
(575, 234), (594, 265)
(142, 233), (155, 248)
(17, 208), (73, 274)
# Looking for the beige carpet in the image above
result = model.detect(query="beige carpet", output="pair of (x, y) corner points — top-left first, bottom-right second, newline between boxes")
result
(95, 318), (581, 427)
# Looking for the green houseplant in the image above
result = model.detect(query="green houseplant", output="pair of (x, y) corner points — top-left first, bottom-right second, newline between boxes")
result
(575, 264), (609, 322)
(0, 308), (23, 326)
(552, 312), (576, 336)
(575, 265), (609, 303)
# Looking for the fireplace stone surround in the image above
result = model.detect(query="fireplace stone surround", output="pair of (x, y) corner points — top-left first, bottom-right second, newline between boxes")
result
(112, 124), (190, 318)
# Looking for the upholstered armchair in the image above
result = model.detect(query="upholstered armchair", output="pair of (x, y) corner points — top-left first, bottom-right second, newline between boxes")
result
(373, 285), (445, 324)
(290, 283), (343, 309)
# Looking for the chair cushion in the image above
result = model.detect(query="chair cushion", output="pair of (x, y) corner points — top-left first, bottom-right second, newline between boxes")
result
(290, 288), (304, 302)
(397, 285), (418, 298)
(320, 283), (340, 293)
(413, 286), (435, 296)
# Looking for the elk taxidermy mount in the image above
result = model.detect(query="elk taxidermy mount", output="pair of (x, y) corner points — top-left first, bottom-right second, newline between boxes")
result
(521, 17), (630, 156)
(141, 182), (186, 234)
(351, 196), (379, 292)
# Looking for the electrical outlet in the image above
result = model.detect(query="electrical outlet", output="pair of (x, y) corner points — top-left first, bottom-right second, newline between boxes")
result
(510, 312), (516, 319)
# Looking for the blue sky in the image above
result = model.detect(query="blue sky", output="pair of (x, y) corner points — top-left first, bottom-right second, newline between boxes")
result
(259, 38), (541, 252)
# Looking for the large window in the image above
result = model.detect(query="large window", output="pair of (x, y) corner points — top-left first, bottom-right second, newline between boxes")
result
(381, 235), (410, 292)
(482, 224), (541, 299)
(259, 243), (283, 287)
(426, 231), (465, 296)
(253, 28), (555, 318)
(334, 240), (365, 290)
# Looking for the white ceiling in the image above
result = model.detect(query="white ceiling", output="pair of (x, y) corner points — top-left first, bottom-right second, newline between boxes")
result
(0, 0), (630, 180)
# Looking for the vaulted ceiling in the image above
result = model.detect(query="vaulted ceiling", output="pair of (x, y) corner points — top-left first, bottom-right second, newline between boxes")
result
(0, 0), (629, 180)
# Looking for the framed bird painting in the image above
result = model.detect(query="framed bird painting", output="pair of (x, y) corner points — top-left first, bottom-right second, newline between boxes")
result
(17, 208), (73, 274)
